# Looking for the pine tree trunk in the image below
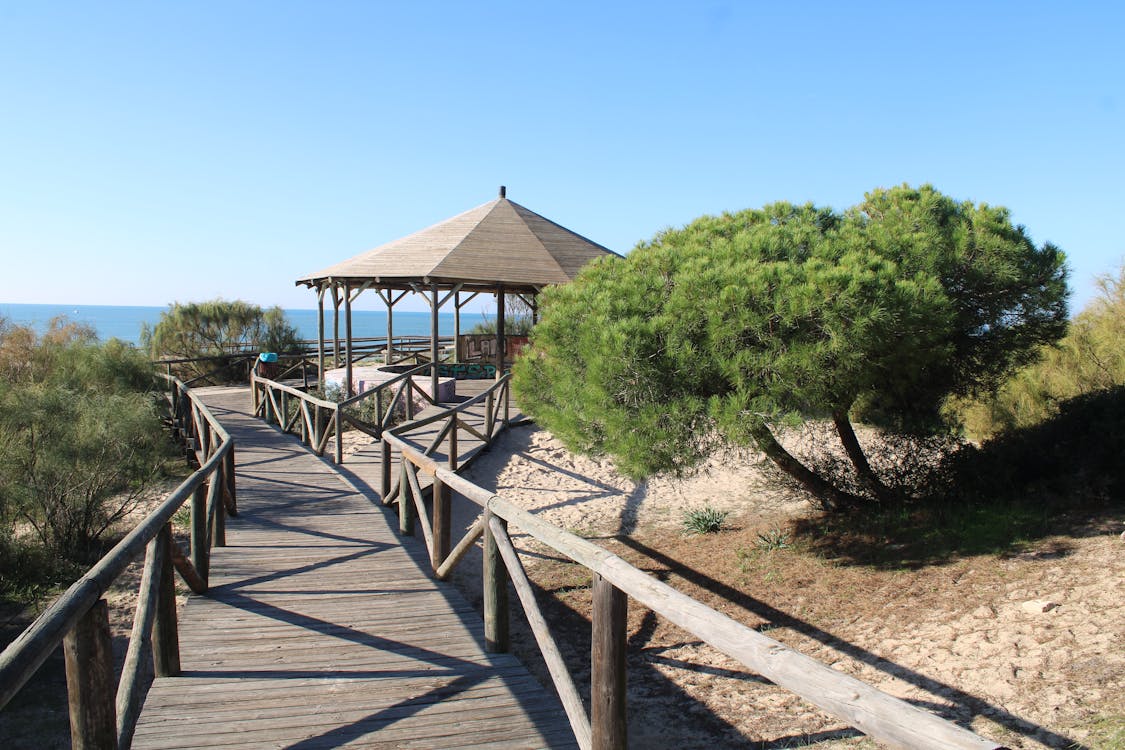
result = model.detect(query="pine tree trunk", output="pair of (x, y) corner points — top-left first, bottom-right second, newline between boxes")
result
(832, 410), (898, 504)
(747, 423), (862, 511)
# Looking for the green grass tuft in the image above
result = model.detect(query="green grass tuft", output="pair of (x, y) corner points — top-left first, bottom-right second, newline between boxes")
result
(681, 506), (729, 535)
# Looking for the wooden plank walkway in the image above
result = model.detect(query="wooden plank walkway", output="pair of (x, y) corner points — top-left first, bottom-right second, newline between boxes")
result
(132, 386), (575, 750)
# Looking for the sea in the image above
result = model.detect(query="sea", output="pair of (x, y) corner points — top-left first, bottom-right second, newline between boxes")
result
(0, 303), (491, 347)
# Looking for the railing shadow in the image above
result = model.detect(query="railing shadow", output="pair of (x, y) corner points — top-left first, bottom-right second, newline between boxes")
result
(611, 536), (1087, 749)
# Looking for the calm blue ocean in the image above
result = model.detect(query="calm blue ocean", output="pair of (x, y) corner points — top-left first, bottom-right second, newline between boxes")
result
(0, 303), (490, 346)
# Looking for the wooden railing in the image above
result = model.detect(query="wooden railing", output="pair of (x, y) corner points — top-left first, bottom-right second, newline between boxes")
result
(381, 375), (513, 557)
(383, 397), (1007, 750)
(156, 351), (318, 387)
(250, 362), (437, 464)
(154, 335), (455, 388)
(303, 335), (455, 367)
(0, 374), (236, 749)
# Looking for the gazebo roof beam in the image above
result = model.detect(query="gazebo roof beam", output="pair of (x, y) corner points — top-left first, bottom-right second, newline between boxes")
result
(349, 280), (372, 303)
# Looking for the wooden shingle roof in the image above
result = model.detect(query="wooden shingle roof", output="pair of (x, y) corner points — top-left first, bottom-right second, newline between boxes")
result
(296, 190), (618, 292)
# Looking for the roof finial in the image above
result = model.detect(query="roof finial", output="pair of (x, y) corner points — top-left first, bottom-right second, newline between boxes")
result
(499, 185), (507, 199)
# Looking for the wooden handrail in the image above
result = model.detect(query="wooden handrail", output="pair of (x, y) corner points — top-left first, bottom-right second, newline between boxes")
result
(383, 410), (1007, 750)
(250, 362), (437, 464)
(337, 362), (431, 407)
(0, 374), (236, 748)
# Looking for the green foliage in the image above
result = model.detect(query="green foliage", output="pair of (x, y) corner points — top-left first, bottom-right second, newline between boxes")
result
(794, 387), (1125, 567)
(469, 294), (535, 336)
(0, 533), (82, 603)
(681, 506), (730, 535)
(949, 386), (1125, 503)
(754, 528), (792, 551)
(513, 185), (1068, 508)
(0, 319), (171, 565)
(1086, 715), (1125, 750)
(143, 299), (300, 382)
(956, 265), (1125, 438)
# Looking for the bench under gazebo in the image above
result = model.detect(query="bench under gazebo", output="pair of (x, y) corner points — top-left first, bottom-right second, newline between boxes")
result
(295, 187), (618, 400)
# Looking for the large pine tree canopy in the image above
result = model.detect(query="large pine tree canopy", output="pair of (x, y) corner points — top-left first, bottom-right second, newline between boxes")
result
(512, 184), (1069, 507)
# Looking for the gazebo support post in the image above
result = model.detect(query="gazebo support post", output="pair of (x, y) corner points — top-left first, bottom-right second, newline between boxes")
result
(386, 290), (394, 365)
(495, 286), (505, 379)
(430, 283), (441, 401)
(454, 292), (480, 364)
(330, 284), (341, 368)
(453, 291), (460, 363)
(316, 285), (326, 390)
(344, 281), (353, 399)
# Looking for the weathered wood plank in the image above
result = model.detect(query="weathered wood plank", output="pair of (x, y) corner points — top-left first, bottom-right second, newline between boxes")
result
(131, 386), (576, 750)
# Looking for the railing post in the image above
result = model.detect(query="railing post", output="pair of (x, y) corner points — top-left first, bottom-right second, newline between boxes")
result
(212, 464), (226, 548)
(483, 510), (509, 653)
(190, 483), (208, 589)
(448, 417), (458, 470)
(224, 445), (238, 516)
(380, 439), (392, 500)
(432, 476), (451, 571)
(310, 405), (321, 451)
(281, 391), (289, 432)
(334, 407), (343, 464)
(64, 599), (117, 750)
(398, 464), (414, 536)
(592, 573), (628, 750)
(152, 524), (181, 677)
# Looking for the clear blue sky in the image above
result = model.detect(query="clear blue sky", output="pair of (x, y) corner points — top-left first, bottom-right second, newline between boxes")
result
(1, 1), (1122, 314)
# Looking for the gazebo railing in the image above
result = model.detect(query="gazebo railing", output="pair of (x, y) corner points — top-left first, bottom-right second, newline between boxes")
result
(250, 362), (439, 464)
(0, 374), (236, 749)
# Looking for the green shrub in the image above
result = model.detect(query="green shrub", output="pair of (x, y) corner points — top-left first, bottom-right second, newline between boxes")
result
(0, 320), (172, 565)
(681, 506), (730, 535)
(469, 294), (535, 336)
(143, 299), (300, 383)
(948, 385), (1125, 503)
(956, 265), (1125, 439)
(515, 185), (1067, 511)
(755, 528), (792, 551)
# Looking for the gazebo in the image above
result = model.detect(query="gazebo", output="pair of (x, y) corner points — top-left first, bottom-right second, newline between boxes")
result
(295, 187), (618, 399)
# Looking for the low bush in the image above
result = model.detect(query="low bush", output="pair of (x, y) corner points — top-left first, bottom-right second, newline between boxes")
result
(0, 318), (173, 568)
(955, 265), (1125, 439)
(681, 506), (730, 535)
(143, 299), (300, 383)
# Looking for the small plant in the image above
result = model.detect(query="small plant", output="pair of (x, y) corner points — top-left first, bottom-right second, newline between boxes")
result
(755, 528), (791, 552)
(172, 505), (192, 530)
(681, 506), (729, 535)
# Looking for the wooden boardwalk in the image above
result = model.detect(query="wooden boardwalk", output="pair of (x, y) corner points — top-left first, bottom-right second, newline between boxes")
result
(132, 386), (575, 750)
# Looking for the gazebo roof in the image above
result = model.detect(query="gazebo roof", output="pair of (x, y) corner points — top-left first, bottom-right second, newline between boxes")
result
(296, 189), (618, 293)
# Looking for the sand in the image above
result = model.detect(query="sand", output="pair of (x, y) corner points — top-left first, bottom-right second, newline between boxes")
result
(456, 424), (1124, 749)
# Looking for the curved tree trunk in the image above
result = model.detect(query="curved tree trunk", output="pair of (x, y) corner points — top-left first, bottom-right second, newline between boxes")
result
(832, 409), (898, 504)
(747, 423), (863, 511)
